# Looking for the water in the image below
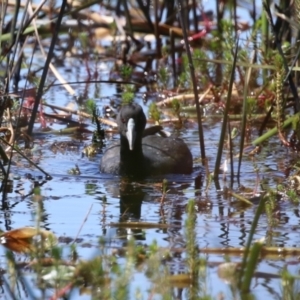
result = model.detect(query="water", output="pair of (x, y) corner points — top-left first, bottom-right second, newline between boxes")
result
(2, 1), (300, 298)
(4, 110), (298, 298)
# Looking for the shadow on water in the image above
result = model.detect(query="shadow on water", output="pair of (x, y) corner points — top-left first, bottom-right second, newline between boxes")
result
(100, 169), (204, 242)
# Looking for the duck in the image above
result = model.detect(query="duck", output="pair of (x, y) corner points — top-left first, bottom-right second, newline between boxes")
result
(100, 103), (193, 177)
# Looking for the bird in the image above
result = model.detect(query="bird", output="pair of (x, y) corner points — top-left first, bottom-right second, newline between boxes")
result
(100, 103), (193, 177)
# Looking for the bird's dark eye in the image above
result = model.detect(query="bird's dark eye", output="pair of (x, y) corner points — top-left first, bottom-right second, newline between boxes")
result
(121, 118), (126, 123)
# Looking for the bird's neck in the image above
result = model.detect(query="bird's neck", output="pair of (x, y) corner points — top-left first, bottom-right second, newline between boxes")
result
(120, 135), (143, 160)
(119, 135), (145, 176)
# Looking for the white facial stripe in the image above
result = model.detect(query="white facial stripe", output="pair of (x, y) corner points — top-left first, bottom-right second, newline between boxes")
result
(126, 118), (136, 150)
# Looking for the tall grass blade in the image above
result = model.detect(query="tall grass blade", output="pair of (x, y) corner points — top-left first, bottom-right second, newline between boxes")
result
(215, 1), (224, 84)
(238, 195), (267, 290)
(177, 0), (206, 162)
(214, 34), (239, 179)
(170, 29), (177, 87)
(261, 5), (269, 84)
(153, 0), (161, 62)
(237, 51), (255, 178)
(227, 118), (234, 186)
(240, 239), (264, 293)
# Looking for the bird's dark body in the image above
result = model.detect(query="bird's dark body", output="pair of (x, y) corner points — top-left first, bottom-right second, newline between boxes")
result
(100, 103), (193, 177)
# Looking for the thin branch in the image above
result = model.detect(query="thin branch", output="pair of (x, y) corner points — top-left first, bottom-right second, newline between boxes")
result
(27, 0), (68, 136)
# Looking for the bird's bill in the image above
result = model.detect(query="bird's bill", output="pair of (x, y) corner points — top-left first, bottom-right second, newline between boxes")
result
(126, 118), (136, 150)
